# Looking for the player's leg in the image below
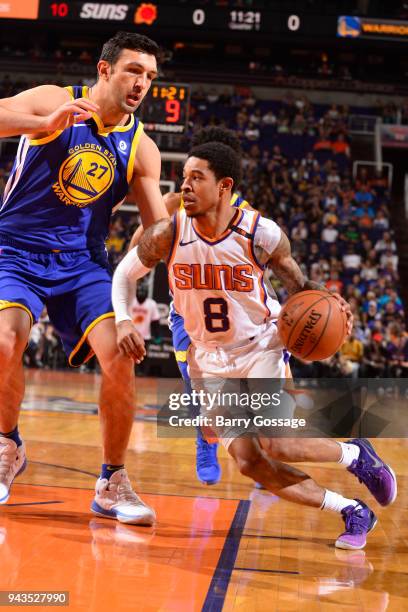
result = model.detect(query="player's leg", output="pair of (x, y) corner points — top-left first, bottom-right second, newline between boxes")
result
(228, 435), (377, 550)
(260, 437), (397, 507)
(178, 357), (221, 485)
(246, 326), (397, 507)
(0, 307), (32, 503)
(87, 317), (155, 525)
(47, 254), (155, 525)
(171, 307), (220, 485)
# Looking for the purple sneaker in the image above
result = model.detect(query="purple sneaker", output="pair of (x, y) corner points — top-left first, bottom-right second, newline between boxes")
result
(346, 439), (397, 506)
(336, 500), (377, 550)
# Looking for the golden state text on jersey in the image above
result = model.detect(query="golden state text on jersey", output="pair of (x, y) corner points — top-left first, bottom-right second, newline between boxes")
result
(0, 86), (143, 251)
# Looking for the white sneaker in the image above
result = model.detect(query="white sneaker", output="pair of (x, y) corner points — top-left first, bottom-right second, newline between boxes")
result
(91, 468), (156, 526)
(0, 437), (27, 504)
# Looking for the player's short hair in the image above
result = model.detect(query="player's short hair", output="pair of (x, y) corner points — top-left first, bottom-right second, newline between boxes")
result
(191, 127), (242, 155)
(188, 143), (242, 187)
(99, 31), (161, 66)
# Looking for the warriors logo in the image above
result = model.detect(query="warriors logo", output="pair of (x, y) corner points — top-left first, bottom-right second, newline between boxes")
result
(53, 148), (115, 208)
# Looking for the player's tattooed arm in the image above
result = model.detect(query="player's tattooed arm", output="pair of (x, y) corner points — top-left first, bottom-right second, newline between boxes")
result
(112, 217), (174, 349)
(267, 231), (353, 333)
(138, 217), (175, 268)
(128, 191), (180, 251)
(267, 231), (326, 295)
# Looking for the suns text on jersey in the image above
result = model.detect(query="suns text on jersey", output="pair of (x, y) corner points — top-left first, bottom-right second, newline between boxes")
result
(172, 263), (254, 292)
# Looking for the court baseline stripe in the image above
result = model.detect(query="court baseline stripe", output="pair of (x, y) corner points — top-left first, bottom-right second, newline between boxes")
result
(4, 501), (64, 507)
(202, 499), (251, 612)
(23, 463), (247, 501)
(234, 567), (300, 575)
(243, 533), (299, 541)
(29, 461), (98, 478)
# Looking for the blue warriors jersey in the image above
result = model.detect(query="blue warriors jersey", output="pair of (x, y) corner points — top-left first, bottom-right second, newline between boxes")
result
(0, 85), (143, 251)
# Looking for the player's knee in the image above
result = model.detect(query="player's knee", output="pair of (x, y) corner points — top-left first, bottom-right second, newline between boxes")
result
(261, 438), (288, 460)
(98, 349), (134, 379)
(0, 327), (24, 364)
(237, 454), (264, 479)
(231, 445), (264, 479)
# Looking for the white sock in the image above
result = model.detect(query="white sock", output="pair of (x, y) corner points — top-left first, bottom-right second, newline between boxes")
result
(338, 442), (360, 467)
(321, 490), (358, 513)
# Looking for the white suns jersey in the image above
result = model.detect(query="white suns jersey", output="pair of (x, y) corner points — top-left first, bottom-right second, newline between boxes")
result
(167, 208), (282, 347)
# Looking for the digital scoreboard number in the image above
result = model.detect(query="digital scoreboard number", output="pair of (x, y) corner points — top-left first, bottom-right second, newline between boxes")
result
(141, 83), (190, 134)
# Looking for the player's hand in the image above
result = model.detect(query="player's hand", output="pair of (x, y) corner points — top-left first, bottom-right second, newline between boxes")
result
(39, 98), (100, 133)
(116, 320), (146, 364)
(331, 293), (353, 336)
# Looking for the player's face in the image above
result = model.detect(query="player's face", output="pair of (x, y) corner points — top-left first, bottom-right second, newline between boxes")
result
(181, 157), (222, 217)
(104, 49), (158, 114)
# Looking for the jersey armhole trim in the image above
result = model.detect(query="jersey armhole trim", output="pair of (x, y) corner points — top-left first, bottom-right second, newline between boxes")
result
(65, 86), (74, 100)
(29, 130), (64, 146)
(126, 121), (144, 184)
(30, 86), (73, 146)
(166, 212), (180, 267)
(248, 213), (264, 272)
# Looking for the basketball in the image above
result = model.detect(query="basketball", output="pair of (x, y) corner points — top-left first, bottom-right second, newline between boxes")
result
(277, 290), (348, 362)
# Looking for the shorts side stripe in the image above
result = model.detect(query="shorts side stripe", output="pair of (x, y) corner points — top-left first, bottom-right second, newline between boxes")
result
(68, 312), (115, 367)
(0, 301), (33, 327)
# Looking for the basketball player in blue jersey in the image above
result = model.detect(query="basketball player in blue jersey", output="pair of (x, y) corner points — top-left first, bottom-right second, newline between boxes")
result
(0, 32), (169, 524)
(129, 127), (254, 485)
(113, 142), (397, 550)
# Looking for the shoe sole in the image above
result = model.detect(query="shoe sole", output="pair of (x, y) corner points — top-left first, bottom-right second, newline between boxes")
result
(0, 457), (27, 505)
(358, 439), (398, 506)
(197, 477), (220, 486)
(335, 517), (378, 550)
(90, 501), (155, 526)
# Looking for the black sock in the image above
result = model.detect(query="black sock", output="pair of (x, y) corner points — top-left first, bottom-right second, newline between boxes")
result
(100, 463), (124, 480)
(0, 426), (22, 447)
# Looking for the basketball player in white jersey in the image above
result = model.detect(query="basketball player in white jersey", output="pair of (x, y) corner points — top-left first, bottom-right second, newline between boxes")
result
(112, 142), (397, 549)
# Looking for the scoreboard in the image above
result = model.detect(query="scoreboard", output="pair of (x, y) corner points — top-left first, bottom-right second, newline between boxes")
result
(1, 1), (338, 38)
(37, 3), (337, 38)
(2, 1), (408, 43)
(140, 82), (190, 134)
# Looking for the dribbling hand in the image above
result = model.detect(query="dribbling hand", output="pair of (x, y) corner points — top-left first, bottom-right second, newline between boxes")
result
(39, 98), (100, 133)
(116, 320), (146, 364)
(331, 293), (354, 336)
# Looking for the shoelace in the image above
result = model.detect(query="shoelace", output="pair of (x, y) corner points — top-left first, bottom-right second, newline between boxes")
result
(107, 477), (143, 504)
(354, 460), (381, 487)
(0, 444), (16, 480)
(344, 507), (366, 534)
(197, 441), (216, 469)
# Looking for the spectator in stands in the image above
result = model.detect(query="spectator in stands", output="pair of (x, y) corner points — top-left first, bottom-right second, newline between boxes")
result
(332, 133), (350, 157)
(340, 330), (364, 378)
(130, 284), (160, 342)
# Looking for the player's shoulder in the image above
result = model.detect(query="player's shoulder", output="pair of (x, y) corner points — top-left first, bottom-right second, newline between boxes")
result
(163, 191), (182, 214)
(253, 215), (282, 252)
(230, 192), (254, 211)
(133, 130), (161, 176)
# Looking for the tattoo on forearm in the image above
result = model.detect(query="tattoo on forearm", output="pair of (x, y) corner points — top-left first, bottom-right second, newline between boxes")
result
(138, 218), (174, 268)
(302, 280), (328, 292)
(271, 256), (305, 295)
(266, 231), (328, 296)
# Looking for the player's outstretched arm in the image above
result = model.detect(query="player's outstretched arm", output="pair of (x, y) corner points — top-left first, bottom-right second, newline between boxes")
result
(267, 231), (322, 295)
(112, 217), (174, 361)
(130, 132), (169, 231)
(0, 85), (99, 138)
(267, 231), (353, 333)
(128, 191), (181, 250)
